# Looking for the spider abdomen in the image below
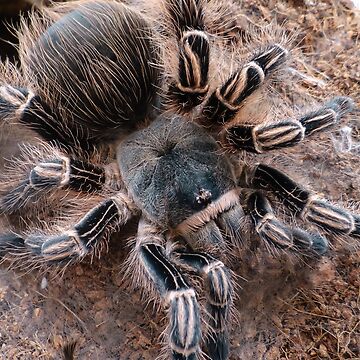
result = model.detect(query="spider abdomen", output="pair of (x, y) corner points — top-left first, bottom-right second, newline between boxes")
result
(23, 1), (160, 144)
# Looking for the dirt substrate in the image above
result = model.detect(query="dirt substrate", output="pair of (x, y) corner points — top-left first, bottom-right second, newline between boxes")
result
(0, 0), (359, 359)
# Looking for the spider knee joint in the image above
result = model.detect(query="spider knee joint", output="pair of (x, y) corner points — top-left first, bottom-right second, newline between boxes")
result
(216, 62), (265, 112)
(302, 197), (355, 234)
(255, 213), (294, 249)
(254, 44), (289, 74)
(203, 261), (232, 308)
(166, 288), (201, 358)
(177, 30), (210, 93)
(30, 156), (71, 187)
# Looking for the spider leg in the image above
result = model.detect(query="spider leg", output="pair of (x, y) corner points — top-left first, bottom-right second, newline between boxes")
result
(0, 85), (87, 151)
(240, 164), (360, 238)
(165, 0), (210, 112)
(176, 251), (233, 360)
(227, 96), (354, 153)
(130, 218), (201, 360)
(0, 193), (134, 263)
(201, 44), (288, 128)
(247, 191), (328, 255)
(1, 148), (117, 214)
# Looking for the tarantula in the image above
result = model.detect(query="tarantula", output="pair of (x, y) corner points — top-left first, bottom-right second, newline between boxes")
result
(0, 0), (358, 359)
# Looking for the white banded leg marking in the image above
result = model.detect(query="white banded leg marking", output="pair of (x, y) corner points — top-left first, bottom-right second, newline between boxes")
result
(202, 44), (288, 129)
(20, 196), (132, 263)
(177, 251), (233, 360)
(227, 96), (354, 152)
(302, 197), (355, 234)
(0, 85), (33, 106)
(138, 239), (201, 359)
(244, 164), (360, 241)
(0, 155), (110, 214)
(253, 120), (305, 153)
(215, 62), (265, 112)
(248, 191), (329, 254)
(253, 44), (288, 74)
(300, 97), (354, 136)
(31, 155), (71, 187)
(167, 289), (201, 357)
(169, 29), (210, 112)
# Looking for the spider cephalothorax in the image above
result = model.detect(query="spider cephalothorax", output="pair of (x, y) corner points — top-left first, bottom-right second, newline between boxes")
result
(0, 0), (358, 359)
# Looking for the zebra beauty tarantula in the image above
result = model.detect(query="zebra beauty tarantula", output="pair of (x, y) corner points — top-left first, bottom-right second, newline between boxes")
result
(0, 0), (358, 359)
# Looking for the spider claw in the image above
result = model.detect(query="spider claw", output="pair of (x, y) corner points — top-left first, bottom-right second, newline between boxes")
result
(325, 96), (355, 117)
(292, 228), (329, 256)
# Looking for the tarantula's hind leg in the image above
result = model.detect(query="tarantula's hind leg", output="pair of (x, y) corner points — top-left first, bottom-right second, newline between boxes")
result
(0, 193), (134, 264)
(247, 191), (329, 256)
(242, 164), (360, 239)
(176, 251), (234, 360)
(227, 96), (354, 153)
(0, 84), (85, 150)
(165, 0), (210, 113)
(127, 218), (202, 360)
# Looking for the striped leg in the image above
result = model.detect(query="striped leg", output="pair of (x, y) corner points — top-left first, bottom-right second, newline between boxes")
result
(165, 0), (210, 112)
(134, 219), (201, 360)
(241, 164), (360, 238)
(0, 84), (90, 150)
(247, 191), (328, 255)
(176, 251), (233, 360)
(201, 44), (288, 129)
(226, 96), (354, 152)
(0, 151), (117, 213)
(0, 193), (133, 263)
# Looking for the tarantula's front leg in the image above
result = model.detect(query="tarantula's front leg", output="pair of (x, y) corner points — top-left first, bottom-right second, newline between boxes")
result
(131, 218), (201, 360)
(241, 164), (360, 238)
(0, 147), (118, 213)
(247, 191), (328, 255)
(176, 251), (233, 360)
(165, 0), (210, 112)
(201, 44), (288, 128)
(227, 96), (354, 152)
(0, 193), (134, 263)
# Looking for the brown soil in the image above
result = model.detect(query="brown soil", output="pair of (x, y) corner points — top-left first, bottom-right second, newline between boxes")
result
(0, 1), (359, 359)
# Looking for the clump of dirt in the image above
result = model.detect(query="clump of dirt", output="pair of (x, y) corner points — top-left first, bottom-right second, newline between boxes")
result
(0, 1), (359, 359)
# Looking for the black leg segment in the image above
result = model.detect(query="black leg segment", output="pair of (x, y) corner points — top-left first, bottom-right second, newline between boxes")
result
(136, 221), (202, 360)
(165, 0), (210, 113)
(247, 191), (328, 255)
(0, 85), (93, 151)
(1, 156), (107, 213)
(242, 164), (360, 238)
(0, 195), (132, 263)
(165, 0), (205, 36)
(202, 44), (288, 128)
(177, 251), (233, 360)
(227, 96), (354, 153)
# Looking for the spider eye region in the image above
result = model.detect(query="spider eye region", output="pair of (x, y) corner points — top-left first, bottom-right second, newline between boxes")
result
(195, 189), (212, 207)
(118, 116), (235, 227)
